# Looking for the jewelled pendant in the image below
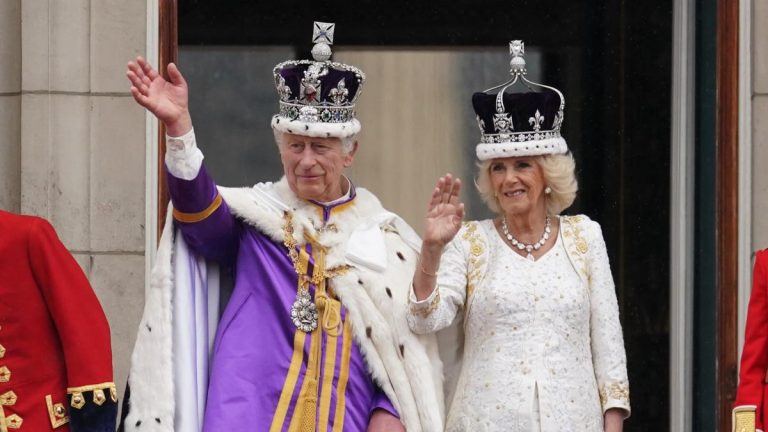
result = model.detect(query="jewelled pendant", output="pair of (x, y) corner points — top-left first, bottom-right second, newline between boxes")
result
(291, 290), (318, 332)
(526, 253), (535, 261)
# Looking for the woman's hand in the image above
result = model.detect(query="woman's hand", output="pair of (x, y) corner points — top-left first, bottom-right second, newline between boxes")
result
(604, 408), (626, 432)
(126, 56), (192, 136)
(367, 409), (405, 432)
(423, 174), (465, 251)
(412, 174), (464, 301)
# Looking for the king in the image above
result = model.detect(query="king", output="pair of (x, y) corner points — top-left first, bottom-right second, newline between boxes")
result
(121, 22), (443, 432)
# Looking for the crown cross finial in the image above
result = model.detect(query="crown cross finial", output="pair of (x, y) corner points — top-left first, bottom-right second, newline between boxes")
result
(313, 22), (335, 44)
(311, 22), (335, 61)
(509, 40), (527, 75)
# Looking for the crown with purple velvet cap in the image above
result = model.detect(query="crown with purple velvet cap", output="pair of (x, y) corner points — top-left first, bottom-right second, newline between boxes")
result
(473, 40), (568, 160)
(271, 21), (365, 139)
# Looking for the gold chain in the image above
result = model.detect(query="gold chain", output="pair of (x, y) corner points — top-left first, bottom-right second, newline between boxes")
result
(282, 212), (351, 285)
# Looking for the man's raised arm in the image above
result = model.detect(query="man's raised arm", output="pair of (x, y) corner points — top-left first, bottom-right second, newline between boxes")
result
(127, 57), (238, 262)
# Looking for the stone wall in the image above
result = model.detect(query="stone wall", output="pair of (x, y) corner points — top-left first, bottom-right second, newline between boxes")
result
(0, 0), (149, 404)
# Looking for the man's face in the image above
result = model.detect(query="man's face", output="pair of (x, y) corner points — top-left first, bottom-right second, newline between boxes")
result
(279, 133), (357, 202)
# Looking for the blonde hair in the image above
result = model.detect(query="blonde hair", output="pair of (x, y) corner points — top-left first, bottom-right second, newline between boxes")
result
(475, 153), (578, 215)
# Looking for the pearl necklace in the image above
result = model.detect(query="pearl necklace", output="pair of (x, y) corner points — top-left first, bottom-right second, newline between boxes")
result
(501, 216), (551, 261)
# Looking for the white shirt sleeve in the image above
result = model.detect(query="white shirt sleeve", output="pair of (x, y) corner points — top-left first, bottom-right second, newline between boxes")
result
(165, 128), (204, 180)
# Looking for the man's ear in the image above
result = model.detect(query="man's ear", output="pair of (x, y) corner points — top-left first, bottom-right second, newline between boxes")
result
(343, 140), (359, 167)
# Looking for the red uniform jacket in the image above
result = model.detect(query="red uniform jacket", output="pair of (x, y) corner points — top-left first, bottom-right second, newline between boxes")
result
(0, 210), (117, 431)
(735, 249), (768, 432)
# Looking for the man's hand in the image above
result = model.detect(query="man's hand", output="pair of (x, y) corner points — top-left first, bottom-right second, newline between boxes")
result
(367, 409), (405, 432)
(126, 56), (192, 136)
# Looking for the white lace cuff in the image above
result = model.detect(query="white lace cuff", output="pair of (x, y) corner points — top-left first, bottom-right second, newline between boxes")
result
(165, 128), (204, 180)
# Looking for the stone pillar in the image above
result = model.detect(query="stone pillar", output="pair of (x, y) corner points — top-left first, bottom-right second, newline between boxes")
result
(18, 0), (148, 404)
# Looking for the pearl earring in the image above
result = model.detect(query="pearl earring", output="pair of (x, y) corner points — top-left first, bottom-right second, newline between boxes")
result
(544, 186), (552, 194)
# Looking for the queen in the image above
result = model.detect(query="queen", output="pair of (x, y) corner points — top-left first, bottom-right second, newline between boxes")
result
(407, 41), (631, 431)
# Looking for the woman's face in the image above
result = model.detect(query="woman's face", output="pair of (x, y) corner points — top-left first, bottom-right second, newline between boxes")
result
(489, 156), (547, 218)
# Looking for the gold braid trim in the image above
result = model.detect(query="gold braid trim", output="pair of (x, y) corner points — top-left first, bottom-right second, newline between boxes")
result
(46, 395), (69, 428)
(733, 406), (757, 432)
(282, 212), (351, 287)
(173, 193), (223, 223)
(67, 382), (118, 409)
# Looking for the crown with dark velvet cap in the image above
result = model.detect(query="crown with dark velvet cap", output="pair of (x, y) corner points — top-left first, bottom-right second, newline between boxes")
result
(474, 40), (568, 160)
(271, 22), (365, 139)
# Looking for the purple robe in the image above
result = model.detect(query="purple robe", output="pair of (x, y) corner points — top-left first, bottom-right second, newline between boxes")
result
(167, 166), (397, 431)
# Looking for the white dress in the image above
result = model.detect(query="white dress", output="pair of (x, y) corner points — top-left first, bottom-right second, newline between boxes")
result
(408, 216), (630, 432)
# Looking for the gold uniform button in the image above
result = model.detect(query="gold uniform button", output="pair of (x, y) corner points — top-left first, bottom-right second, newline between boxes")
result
(54, 403), (67, 418)
(6, 414), (22, 429)
(0, 343), (5, 358)
(93, 389), (106, 406)
(0, 366), (10, 382)
(0, 391), (17, 406)
(71, 392), (85, 409)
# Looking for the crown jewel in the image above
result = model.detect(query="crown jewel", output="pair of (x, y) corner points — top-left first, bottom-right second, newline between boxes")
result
(473, 40), (568, 160)
(271, 22), (366, 138)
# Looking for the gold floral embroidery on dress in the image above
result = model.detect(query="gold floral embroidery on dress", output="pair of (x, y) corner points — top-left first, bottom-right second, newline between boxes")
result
(561, 216), (590, 282)
(462, 222), (486, 300)
(598, 381), (630, 408)
(410, 290), (441, 318)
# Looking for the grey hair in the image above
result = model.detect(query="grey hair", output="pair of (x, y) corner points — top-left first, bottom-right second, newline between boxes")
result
(273, 129), (356, 154)
(475, 153), (578, 216)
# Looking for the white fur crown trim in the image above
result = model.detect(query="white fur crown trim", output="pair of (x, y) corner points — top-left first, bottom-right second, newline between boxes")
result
(476, 137), (568, 160)
(271, 115), (361, 139)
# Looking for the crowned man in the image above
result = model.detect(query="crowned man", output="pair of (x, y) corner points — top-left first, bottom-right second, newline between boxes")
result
(121, 22), (444, 432)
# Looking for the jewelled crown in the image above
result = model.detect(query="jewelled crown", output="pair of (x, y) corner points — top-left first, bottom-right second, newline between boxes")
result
(271, 22), (366, 139)
(473, 40), (568, 160)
